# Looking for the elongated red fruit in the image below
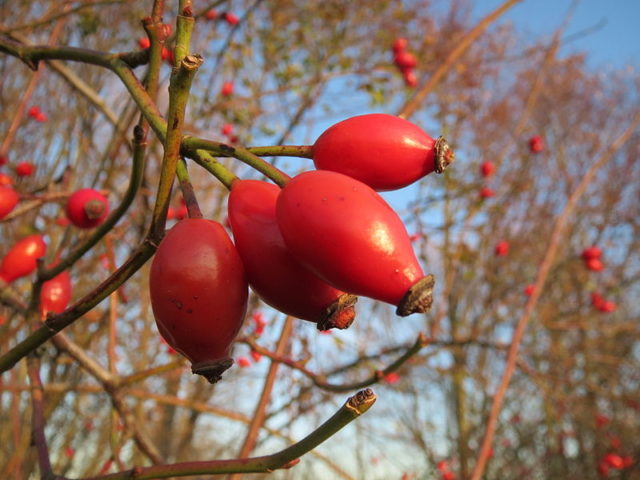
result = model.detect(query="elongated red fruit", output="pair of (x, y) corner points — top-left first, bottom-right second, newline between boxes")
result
(0, 234), (46, 283)
(40, 270), (72, 317)
(312, 113), (454, 191)
(149, 219), (248, 383)
(276, 170), (434, 316)
(0, 186), (19, 219)
(228, 180), (356, 330)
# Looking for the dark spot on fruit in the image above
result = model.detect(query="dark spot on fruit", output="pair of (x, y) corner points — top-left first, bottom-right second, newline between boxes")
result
(186, 308), (193, 314)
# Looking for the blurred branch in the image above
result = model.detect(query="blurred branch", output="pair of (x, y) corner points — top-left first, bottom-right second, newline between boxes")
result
(397, 0), (523, 119)
(470, 110), (640, 480)
(80, 389), (376, 479)
(27, 355), (53, 479)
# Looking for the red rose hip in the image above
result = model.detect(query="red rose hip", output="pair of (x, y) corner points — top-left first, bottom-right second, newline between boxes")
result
(40, 269), (72, 317)
(0, 234), (46, 283)
(276, 170), (434, 316)
(0, 186), (19, 219)
(149, 219), (248, 383)
(228, 179), (357, 329)
(65, 188), (109, 229)
(312, 114), (453, 191)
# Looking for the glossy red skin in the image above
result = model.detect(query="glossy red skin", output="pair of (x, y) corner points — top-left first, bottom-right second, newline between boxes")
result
(312, 114), (437, 191)
(276, 170), (424, 306)
(0, 186), (19, 219)
(149, 219), (248, 365)
(40, 270), (72, 317)
(66, 188), (109, 229)
(228, 180), (349, 323)
(0, 234), (46, 283)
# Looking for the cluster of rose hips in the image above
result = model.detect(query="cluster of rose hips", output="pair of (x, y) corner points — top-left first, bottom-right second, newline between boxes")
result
(149, 113), (454, 383)
(581, 246), (617, 313)
(0, 185), (110, 319)
(392, 37), (418, 87)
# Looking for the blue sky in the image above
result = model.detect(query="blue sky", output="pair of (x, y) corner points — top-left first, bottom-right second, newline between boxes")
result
(473, 0), (639, 68)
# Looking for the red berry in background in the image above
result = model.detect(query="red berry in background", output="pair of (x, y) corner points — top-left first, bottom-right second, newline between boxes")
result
(161, 46), (174, 65)
(603, 453), (625, 470)
(204, 9), (218, 20)
(597, 461), (609, 477)
(237, 356), (251, 368)
(600, 300), (617, 313)
(276, 170), (435, 316)
(35, 112), (48, 122)
(479, 187), (495, 199)
(27, 106), (41, 119)
(392, 37), (408, 53)
(222, 12), (239, 25)
(581, 245), (602, 261)
(528, 135), (544, 153)
(175, 199), (187, 220)
(221, 81), (234, 96)
(39, 269), (72, 318)
(0, 234), (46, 283)
(383, 372), (400, 384)
(585, 257), (604, 272)
(228, 180), (357, 329)
(221, 123), (233, 136)
(480, 161), (496, 177)
(442, 472), (456, 480)
(65, 188), (109, 229)
(250, 350), (262, 362)
(591, 292), (605, 310)
(312, 114), (453, 191)
(394, 51), (417, 69)
(524, 284), (535, 296)
(0, 154), (7, 166)
(0, 173), (12, 185)
(149, 219), (248, 383)
(0, 186), (19, 219)
(15, 162), (35, 177)
(402, 68), (418, 87)
(495, 240), (509, 257)
(138, 37), (151, 49)
(621, 456), (634, 468)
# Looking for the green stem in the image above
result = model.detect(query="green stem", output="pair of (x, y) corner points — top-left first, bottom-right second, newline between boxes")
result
(81, 389), (376, 479)
(190, 149), (239, 190)
(247, 145), (313, 158)
(149, 54), (203, 240)
(183, 138), (291, 187)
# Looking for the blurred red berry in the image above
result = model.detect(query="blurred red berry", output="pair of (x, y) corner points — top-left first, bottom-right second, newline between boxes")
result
(581, 245), (602, 261)
(394, 51), (417, 69)
(205, 9), (218, 20)
(603, 453), (624, 469)
(528, 135), (544, 153)
(221, 81), (234, 96)
(221, 123), (234, 136)
(524, 284), (535, 297)
(481, 161), (495, 177)
(237, 356), (251, 368)
(384, 372), (400, 384)
(480, 187), (495, 199)
(403, 68), (418, 87)
(495, 240), (509, 257)
(442, 472), (455, 480)
(138, 37), (150, 49)
(392, 37), (408, 53)
(585, 257), (604, 272)
(595, 412), (610, 428)
(15, 162), (35, 177)
(27, 106), (41, 119)
(0, 155), (7, 166)
(222, 12), (239, 25)
(600, 300), (617, 313)
(0, 173), (12, 185)
(250, 350), (262, 362)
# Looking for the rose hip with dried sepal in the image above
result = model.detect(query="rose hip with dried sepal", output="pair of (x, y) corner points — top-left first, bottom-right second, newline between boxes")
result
(312, 114), (453, 191)
(276, 170), (435, 316)
(228, 179), (357, 329)
(65, 188), (109, 229)
(149, 219), (248, 383)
